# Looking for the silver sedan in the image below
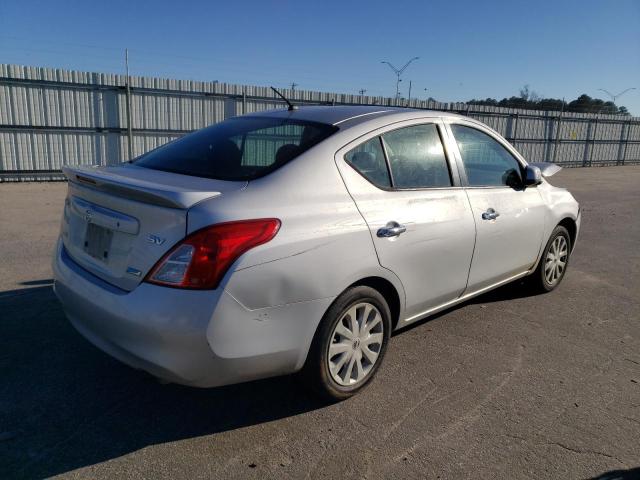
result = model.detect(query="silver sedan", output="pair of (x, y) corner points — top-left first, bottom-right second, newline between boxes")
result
(53, 106), (580, 400)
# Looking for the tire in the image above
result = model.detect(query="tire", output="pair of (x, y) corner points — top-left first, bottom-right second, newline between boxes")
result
(529, 225), (571, 293)
(300, 286), (392, 401)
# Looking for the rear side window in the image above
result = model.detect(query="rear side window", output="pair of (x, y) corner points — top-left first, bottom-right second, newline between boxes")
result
(450, 125), (523, 188)
(381, 124), (451, 188)
(344, 137), (391, 188)
(135, 117), (337, 181)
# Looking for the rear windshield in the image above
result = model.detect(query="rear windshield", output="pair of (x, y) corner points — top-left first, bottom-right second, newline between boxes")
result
(134, 116), (338, 180)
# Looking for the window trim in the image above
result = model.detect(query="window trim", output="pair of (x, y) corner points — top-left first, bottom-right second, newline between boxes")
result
(445, 121), (527, 190)
(378, 135), (396, 188)
(341, 120), (459, 192)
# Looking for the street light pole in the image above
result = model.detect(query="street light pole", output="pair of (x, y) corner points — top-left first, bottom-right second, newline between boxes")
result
(381, 57), (419, 99)
(597, 87), (636, 104)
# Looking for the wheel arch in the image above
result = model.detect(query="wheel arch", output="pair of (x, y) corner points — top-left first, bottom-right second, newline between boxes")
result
(558, 217), (577, 250)
(347, 276), (402, 330)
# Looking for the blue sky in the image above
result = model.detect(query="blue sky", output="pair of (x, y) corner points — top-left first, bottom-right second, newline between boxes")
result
(1, 0), (639, 114)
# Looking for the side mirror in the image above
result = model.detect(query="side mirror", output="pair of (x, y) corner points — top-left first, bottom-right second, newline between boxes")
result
(524, 165), (542, 186)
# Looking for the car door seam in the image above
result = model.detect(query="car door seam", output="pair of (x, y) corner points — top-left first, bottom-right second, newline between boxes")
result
(460, 188), (479, 297)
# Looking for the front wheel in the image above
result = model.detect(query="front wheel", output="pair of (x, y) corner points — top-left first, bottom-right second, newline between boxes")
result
(529, 225), (571, 293)
(300, 286), (392, 401)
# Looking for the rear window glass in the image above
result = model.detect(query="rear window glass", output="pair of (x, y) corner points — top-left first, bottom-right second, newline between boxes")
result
(134, 117), (338, 180)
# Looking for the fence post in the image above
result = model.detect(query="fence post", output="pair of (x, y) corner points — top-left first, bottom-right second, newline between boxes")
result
(510, 113), (519, 147)
(587, 116), (599, 166)
(619, 120), (632, 166)
(552, 111), (563, 164)
(124, 48), (133, 160)
(242, 88), (247, 115)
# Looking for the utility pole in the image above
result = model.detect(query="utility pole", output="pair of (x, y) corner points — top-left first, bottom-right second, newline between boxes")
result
(381, 57), (419, 99)
(125, 48), (133, 160)
(290, 82), (298, 92)
(359, 88), (367, 96)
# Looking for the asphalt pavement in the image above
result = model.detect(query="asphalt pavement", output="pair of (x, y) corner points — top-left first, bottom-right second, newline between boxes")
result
(1, 166), (639, 479)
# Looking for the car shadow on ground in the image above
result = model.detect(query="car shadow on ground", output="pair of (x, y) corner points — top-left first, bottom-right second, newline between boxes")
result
(0, 284), (329, 479)
(1, 279), (540, 479)
(587, 468), (640, 480)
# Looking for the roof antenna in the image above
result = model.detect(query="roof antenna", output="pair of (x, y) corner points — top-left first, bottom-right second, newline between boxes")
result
(270, 86), (298, 111)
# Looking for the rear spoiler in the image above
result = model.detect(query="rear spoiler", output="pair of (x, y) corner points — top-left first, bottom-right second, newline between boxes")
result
(62, 165), (222, 209)
(529, 162), (562, 178)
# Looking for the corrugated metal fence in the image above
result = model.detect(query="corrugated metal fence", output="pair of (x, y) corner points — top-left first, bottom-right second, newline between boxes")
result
(1, 64), (639, 181)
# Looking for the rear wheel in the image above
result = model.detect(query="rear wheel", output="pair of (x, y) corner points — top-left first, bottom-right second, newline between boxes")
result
(301, 286), (391, 401)
(529, 225), (571, 293)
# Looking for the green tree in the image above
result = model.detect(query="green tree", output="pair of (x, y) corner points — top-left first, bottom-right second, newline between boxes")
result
(467, 88), (630, 115)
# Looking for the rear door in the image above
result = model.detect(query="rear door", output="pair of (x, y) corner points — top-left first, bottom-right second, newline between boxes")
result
(335, 119), (476, 320)
(61, 164), (245, 291)
(444, 121), (547, 291)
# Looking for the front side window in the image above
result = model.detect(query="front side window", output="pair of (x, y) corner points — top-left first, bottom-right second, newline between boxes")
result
(381, 124), (451, 189)
(344, 137), (391, 188)
(450, 125), (522, 188)
(135, 117), (337, 180)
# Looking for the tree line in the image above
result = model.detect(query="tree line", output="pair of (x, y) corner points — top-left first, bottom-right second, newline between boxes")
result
(467, 85), (630, 115)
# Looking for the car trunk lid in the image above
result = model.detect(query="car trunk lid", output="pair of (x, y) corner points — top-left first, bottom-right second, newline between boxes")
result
(60, 164), (246, 291)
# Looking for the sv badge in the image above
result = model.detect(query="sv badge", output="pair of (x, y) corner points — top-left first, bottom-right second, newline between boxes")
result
(146, 234), (166, 246)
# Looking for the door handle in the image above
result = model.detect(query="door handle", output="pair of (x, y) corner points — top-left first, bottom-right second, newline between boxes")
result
(481, 208), (500, 220)
(377, 221), (407, 238)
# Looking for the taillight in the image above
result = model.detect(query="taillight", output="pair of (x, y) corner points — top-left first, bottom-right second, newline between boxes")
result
(145, 218), (280, 289)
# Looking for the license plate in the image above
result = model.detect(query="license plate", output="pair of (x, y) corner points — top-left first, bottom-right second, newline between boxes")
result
(84, 223), (113, 262)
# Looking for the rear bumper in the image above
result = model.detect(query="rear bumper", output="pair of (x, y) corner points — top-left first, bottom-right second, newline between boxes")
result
(52, 239), (333, 387)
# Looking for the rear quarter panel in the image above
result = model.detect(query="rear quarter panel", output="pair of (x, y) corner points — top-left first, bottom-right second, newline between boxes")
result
(186, 137), (406, 312)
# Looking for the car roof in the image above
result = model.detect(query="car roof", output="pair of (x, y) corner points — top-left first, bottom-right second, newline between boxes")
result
(245, 105), (467, 128)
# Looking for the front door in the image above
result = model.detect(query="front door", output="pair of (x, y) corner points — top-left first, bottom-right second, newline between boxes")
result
(446, 122), (547, 291)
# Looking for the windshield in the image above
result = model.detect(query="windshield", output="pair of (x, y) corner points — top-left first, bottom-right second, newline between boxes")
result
(134, 116), (338, 181)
